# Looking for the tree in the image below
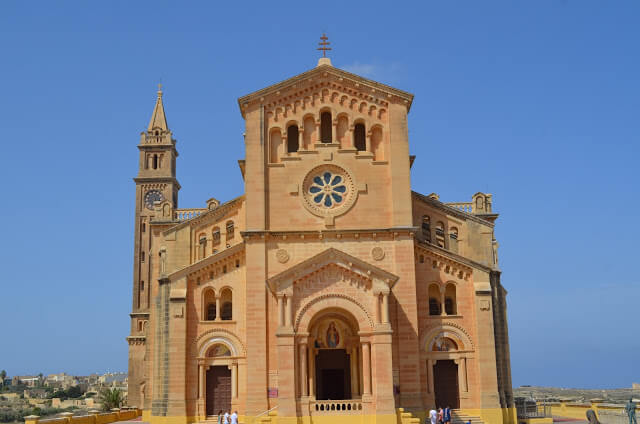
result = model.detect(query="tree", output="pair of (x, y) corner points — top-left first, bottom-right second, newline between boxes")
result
(0, 370), (6, 387)
(98, 388), (124, 411)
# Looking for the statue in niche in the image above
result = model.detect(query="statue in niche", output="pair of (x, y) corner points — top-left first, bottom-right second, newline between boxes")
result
(326, 322), (340, 348)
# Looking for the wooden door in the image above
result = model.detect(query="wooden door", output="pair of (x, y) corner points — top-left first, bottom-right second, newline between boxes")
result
(434, 360), (459, 409)
(206, 366), (231, 416)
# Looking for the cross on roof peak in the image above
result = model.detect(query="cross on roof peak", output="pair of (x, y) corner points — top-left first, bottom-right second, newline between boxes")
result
(317, 33), (331, 58)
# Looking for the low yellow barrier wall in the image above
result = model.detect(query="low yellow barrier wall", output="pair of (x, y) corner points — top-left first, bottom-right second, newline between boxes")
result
(549, 400), (629, 421)
(24, 408), (142, 424)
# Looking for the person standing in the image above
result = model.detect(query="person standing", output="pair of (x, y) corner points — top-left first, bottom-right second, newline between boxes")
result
(626, 398), (637, 424)
(223, 410), (230, 424)
(443, 406), (451, 424)
(230, 410), (238, 424)
(216, 410), (223, 424)
(429, 408), (438, 424)
(438, 408), (444, 424)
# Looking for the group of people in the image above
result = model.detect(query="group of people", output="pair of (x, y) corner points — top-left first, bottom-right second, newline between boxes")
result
(428, 406), (456, 424)
(216, 410), (238, 424)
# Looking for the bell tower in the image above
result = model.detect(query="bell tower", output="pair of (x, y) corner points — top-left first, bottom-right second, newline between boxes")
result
(128, 86), (180, 409)
(132, 85), (180, 312)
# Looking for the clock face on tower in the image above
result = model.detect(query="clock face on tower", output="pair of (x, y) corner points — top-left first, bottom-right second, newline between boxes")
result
(144, 190), (164, 210)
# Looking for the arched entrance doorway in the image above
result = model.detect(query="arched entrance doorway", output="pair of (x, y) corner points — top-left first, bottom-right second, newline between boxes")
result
(433, 360), (459, 409)
(197, 339), (240, 419)
(305, 309), (363, 400)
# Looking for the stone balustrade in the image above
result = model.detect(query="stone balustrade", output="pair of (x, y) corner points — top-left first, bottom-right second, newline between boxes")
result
(24, 408), (142, 424)
(445, 202), (474, 213)
(310, 400), (363, 415)
(175, 208), (207, 221)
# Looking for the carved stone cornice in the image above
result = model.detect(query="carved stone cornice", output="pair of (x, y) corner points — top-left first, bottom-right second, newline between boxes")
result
(126, 336), (146, 346)
(414, 242), (481, 281)
(241, 227), (417, 242)
(237, 64), (414, 116)
(130, 312), (150, 318)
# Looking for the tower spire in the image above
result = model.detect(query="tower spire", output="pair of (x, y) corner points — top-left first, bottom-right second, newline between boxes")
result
(147, 84), (169, 132)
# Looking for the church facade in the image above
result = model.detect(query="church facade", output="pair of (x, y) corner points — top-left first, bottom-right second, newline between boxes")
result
(127, 56), (515, 424)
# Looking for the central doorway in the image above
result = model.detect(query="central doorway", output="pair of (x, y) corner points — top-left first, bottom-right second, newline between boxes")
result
(433, 360), (459, 409)
(315, 349), (351, 400)
(206, 366), (231, 416)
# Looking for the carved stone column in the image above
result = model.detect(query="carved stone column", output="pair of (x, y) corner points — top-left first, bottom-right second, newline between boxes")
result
(277, 295), (284, 327)
(215, 296), (221, 321)
(231, 362), (238, 399)
(299, 344), (308, 396)
(308, 345), (315, 397)
(441, 291), (447, 316)
(427, 359), (434, 394)
(350, 346), (359, 396)
(285, 295), (292, 328)
(382, 293), (390, 324)
(362, 342), (371, 395)
(198, 364), (205, 399)
(456, 357), (468, 392)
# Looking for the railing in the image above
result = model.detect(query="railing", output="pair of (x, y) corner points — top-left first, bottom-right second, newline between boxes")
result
(174, 208), (208, 221)
(310, 400), (363, 415)
(516, 400), (551, 419)
(445, 202), (474, 213)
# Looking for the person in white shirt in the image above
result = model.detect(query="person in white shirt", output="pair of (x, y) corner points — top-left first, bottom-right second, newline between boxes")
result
(223, 411), (230, 424)
(230, 410), (238, 424)
(429, 409), (438, 424)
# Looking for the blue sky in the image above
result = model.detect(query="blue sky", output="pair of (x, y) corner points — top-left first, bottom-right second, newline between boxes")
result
(0, 1), (638, 389)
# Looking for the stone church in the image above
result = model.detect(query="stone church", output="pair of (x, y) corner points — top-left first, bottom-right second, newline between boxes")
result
(127, 53), (515, 424)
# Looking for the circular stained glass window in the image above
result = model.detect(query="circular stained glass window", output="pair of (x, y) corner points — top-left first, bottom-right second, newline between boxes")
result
(308, 171), (348, 208)
(301, 164), (358, 219)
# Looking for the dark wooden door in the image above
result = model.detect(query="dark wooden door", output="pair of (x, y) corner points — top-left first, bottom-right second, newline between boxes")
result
(434, 360), (459, 409)
(206, 366), (231, 416)
(315, 349), (351, 400)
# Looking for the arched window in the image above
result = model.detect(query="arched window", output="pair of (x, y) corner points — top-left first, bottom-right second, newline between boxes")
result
(445, 283), (457, 315)
(203, 289), (216, 321)
(140, 280), (144, 291)
(199, 235), (207, 259)
(435, 221), (445, 248)
(428, 284), (441, 316)
(226, 221), (234, 240)
(287, 125), (299, 153)
(220, 288), (232, 320)
(207, 303), (216, 321)
(449, 227), (459, 253)
(354, 123), (366, 151)
(212, 227), (221, 245)
(320, 112), (332, 143)
(370, 126), (384, 160)
(421, 216), (431, 242)
(270, 129), (282, 163)
(141, 251), (145, 262)
(152, 154), (158, 169)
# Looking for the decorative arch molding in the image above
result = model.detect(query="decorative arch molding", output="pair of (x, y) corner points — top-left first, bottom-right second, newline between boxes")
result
(295, 293), (374, 333)
(194, 328), (246, 357)
(421, 322), (475, 352)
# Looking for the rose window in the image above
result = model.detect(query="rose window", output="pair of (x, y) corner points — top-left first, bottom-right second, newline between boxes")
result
(301, 164), (357, 220)
(309, 171), (347, 208)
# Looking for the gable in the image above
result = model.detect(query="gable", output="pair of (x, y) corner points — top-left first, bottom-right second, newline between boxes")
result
(238, 64), (414, 119)
(267, 247), (398, 294)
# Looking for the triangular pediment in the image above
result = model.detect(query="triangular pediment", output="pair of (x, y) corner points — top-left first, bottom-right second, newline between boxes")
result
(237, 63), (414, 118)
(267, 247), (398, 294)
